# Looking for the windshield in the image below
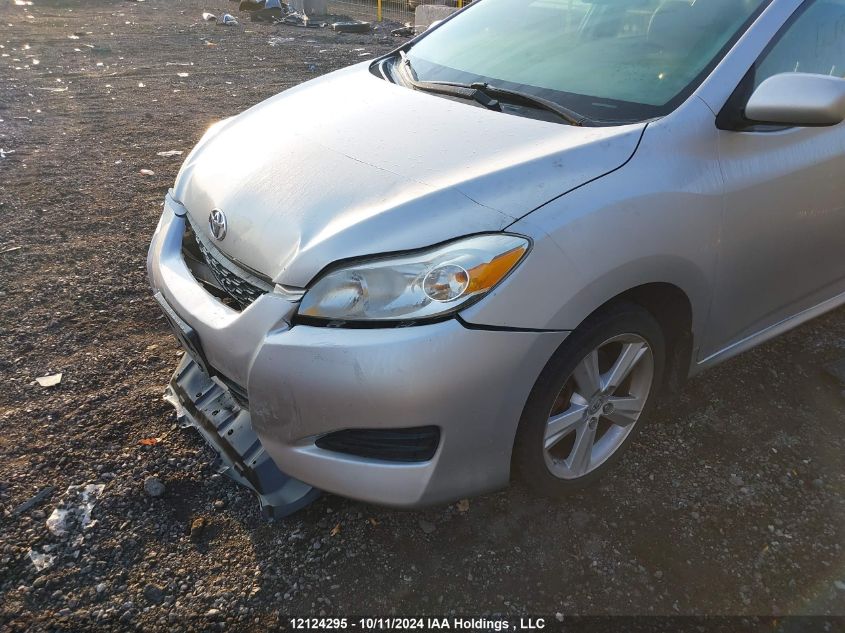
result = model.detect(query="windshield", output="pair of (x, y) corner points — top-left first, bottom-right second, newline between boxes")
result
(406, 0), (769, 124)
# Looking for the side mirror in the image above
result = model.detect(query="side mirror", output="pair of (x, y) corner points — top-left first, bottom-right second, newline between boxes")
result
(745, 73), (845, 127)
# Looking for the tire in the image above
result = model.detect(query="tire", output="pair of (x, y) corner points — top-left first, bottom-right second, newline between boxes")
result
(513, 302), (665, 497)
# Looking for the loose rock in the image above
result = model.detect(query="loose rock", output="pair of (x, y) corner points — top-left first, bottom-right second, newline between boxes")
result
(143, 477), (165, 498)
(143, 584), (165, 605)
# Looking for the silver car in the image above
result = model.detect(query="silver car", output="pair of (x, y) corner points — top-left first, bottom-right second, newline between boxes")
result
(148, 0), (845, 514)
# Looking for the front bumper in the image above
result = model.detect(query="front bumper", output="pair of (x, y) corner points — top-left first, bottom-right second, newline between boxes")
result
(148, 195), (567, 508)
(164, 356), (320, 518)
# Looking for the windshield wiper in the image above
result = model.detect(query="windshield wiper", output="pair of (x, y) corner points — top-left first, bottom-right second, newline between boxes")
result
(468, 82), (587, 127)
(395, 52), (586, 127)
(396, 53), (502, 112)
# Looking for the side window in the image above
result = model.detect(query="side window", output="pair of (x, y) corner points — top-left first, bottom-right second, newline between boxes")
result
(754, 0), (845, 88)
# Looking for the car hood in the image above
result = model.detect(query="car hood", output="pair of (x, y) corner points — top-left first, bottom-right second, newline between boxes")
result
(173, 63), (645, 288)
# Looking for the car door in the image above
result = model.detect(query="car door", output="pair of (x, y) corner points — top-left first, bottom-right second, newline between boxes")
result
(705, 0), (845, 359)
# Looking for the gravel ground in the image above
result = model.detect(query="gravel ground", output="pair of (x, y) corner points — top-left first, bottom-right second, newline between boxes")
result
(1, 0), (844, 630)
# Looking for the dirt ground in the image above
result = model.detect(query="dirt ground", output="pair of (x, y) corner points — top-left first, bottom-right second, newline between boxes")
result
(1, 0), (844, 630)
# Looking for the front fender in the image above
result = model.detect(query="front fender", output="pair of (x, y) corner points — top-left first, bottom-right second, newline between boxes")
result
(459, 96), (722, 358)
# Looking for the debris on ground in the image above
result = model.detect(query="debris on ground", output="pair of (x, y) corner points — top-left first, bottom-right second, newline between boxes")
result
(268, 36), (295, 46)
(156, 150), (183, 157)
(143, 476), (166, 498)
(12, 486), (55, 516)
(0, 148), (15, 159)
(419, 519), (436, 534)
(281, 13), (324, 28)
(251, 7), (285, 23)
(220, 13), (239, 26)
(189, 516), (208, 542)
(138, 436), (161, 446)
(332, 21), (371, 33)
(28, 549), (56, 572)
(202, 12), (216, 21)
(45, 483), (105, 537)
(456, 498), (470, 513)
(391, 24), (415, 37)
(35, 373), (62, 388)
(140, 168), (155, 176)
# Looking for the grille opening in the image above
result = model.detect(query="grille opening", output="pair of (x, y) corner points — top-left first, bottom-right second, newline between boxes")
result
(315, 426), (440, 463)
(181, 225), (240, 309)
(181, 220), (271, 310)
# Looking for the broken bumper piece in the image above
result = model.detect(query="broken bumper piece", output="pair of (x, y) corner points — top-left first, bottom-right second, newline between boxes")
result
(164, 356), (320, 519)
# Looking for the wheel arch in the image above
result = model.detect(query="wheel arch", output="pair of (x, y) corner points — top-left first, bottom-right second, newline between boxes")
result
(585, 282), (695, 394)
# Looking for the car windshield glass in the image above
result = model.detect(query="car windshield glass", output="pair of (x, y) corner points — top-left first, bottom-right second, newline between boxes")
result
(406, 0), (769, 123)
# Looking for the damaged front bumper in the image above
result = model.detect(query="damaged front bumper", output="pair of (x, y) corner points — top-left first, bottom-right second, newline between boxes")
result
(164, 355), (320, 519)
(148, 194), (322, 518)
(149, 193), (567, 510)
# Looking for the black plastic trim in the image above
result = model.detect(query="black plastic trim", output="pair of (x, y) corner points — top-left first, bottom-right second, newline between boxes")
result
(293, 313), (454, 330)
(456, 315), (570, 334)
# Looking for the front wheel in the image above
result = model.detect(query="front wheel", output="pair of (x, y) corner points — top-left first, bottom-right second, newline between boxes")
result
(513, 303), (665, 496)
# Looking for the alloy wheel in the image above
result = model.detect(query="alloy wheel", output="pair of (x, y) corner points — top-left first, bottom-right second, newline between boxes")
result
(542, 333), (655, 480)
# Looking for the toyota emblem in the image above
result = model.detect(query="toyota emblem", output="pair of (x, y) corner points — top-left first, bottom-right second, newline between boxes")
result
(208, 208), (227, 241)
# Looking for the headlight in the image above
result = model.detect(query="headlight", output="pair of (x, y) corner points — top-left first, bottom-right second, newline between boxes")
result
(298, 234), (530, 323)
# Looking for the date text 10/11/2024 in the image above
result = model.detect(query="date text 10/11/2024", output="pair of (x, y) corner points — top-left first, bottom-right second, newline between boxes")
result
(289, 617), (548, 631)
